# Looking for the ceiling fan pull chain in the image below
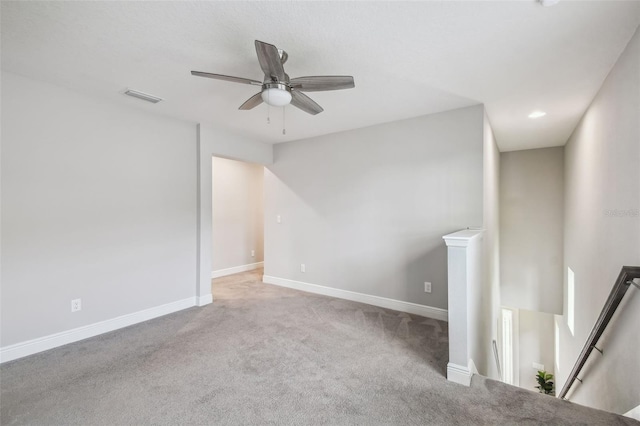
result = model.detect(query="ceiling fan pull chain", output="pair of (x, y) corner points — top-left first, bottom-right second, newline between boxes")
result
(282, 106), (286, 135)
(267, 91), (271, 124)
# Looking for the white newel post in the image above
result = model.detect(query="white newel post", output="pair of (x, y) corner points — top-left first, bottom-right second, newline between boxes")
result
(442, 229), (484, 386)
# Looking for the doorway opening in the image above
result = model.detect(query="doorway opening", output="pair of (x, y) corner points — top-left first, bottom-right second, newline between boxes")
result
(210, 156), (265, 290)
(500, 307), (518, 386)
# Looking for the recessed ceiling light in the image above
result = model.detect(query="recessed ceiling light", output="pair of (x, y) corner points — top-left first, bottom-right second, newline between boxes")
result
(528, 111), (547, 119)
(124, 89), (163, 104)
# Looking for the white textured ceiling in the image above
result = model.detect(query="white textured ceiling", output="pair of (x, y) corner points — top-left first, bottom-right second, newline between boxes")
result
(2, 1), (639, 151)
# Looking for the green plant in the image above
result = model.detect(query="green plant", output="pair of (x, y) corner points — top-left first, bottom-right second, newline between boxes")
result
(535, 370), (554, 395)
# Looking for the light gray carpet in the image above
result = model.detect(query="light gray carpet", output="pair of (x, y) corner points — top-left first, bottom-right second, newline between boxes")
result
(1, 269), (636, 425)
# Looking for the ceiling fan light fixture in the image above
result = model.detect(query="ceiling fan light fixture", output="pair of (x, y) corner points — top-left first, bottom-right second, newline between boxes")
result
(262, 87), (292, 107)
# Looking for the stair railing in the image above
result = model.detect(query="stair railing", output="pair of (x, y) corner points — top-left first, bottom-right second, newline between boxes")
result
(558, 266), (640, 399)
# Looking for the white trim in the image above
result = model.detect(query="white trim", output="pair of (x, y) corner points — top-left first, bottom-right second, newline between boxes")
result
(263, 275), (448, 322)
(447, 362), (473, 386)
(442, 229), (484, 247)
(501, 307), (514, 385)
(469, 358), (479, 375)
(211, 262), (264, 279)
(196, 294), (213, 306)
(0, 297), (196, 363)
(624, 404), (640, 421)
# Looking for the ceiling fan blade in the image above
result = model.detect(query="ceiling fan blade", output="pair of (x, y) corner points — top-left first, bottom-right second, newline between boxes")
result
(255, 40), (286, 82)
(238, 92), (264, 110)
(290, 90), (324, 115)
(289, 76), (355, 92)
(191, 71), (262, 86)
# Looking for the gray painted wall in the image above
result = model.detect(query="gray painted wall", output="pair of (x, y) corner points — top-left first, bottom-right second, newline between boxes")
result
(212, 157), (264, 271)
(518, 309), (555, 392)
(264, 105), (484, 310)
(1, 72), (197, 346)
(500, 147), (564, 314)
(558, 27), (640, 414)
(477, 113), (501, 379)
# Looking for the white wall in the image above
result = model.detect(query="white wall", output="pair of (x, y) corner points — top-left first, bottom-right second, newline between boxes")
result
(479, 113), (501, 379)
(500, 147), (564, 314)
(518, 309), (555, 392)
(1, 72), (197, 347)
(264, 105), (484, 309)
(558, 27), (640, 414)
(212, 157), (264, 272)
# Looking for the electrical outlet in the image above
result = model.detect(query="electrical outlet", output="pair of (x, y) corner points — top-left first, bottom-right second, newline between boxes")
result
(71, 299), (82, 312)
(301, 264), (306, 273)
(277, 215), (282, 224)
(533, 362), (545, 371)
(251, 250), (255, 257)
(424, 282), (432, 293)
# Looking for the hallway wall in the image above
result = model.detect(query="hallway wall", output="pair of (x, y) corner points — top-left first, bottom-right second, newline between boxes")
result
(500, 147), (564, 314)
(480, 113), (501, 379)
(558, 26), (640, 414)
(212, 157), (264, 275)
(518, 309), (555, 392)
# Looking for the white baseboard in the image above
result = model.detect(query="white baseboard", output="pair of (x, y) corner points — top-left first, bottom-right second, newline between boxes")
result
(624, 404), (640, 420)
(197, 294), (213, 306)
(211, 262), (264, 279)
(0, 297), (196, 364)
(469, 358), (479, 375)
(447, 362), (473, 386)
(262, 275), (448, 322)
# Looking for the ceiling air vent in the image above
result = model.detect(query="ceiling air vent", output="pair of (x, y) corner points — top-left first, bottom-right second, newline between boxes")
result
(124, 89), (163, 104)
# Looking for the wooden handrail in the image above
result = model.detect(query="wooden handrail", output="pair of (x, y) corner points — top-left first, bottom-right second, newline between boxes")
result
(558, 266), (640, 399)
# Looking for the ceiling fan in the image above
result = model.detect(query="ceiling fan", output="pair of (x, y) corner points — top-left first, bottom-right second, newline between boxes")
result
(191, 40), (355, 115)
